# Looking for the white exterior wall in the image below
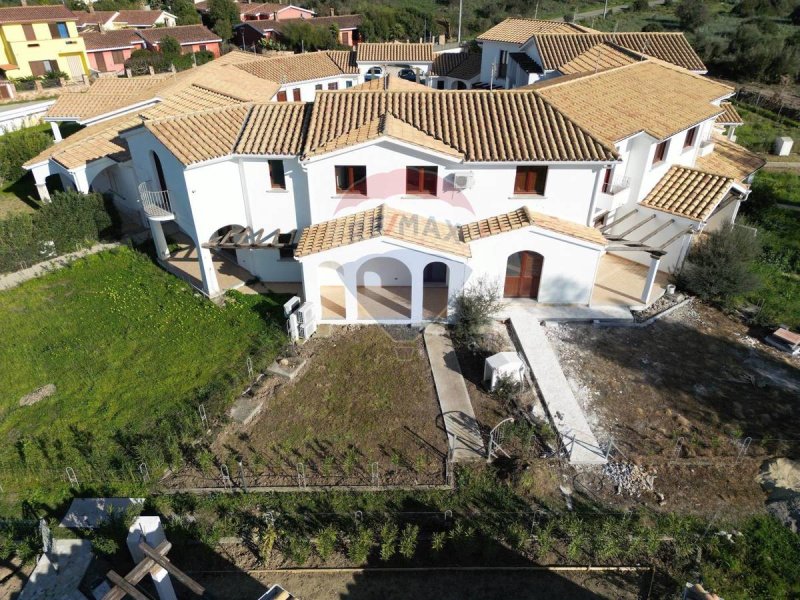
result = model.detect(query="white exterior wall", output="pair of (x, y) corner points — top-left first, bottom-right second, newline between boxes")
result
(357, 62), (432, 77)
(304, 139), (607, 226)
(478, 40), (522, 86)
(275, 74), (359, 101)
(469, 226), (603, 305)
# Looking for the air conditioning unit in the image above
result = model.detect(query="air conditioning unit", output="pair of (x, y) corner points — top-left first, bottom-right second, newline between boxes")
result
(298, 321), (317, 340)
(452, 172), (474, 190)
(296, 302), (316, 325)
(283, 295), (302, 317)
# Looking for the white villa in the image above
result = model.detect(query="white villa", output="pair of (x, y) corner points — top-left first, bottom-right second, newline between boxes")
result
(24, 20), (764, 325)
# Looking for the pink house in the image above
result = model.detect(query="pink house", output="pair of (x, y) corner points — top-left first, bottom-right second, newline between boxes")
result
(196, 1), (315, 22)
(81, 29), (145, 73)
(135, 25), (223, 57)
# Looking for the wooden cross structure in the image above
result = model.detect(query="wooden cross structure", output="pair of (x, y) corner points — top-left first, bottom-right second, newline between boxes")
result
(101, 540), (206, 600)
(202, 226), (296, 250)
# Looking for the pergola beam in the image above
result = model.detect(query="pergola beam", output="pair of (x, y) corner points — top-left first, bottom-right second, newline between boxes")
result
(606, 214), (656, 240)
(106, 572), (150, 600)
(102, 540), (171, 600)
(639, 218), (674, 243)
(658, 226), (695, 250)
(139, 542), (206, 595)
(600, 209), (637, 233)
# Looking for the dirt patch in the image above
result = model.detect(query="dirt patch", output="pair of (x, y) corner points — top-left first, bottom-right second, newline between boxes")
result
(0, 558), (32, 600)
(543, 302), (800, 519)
(165, 326), (449, 489)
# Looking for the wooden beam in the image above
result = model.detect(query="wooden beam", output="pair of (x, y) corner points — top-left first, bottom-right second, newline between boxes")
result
(139, 542), (206, 596)
(600, 209), (637, 233)
(639, 218), (674, 243)
(102, 541), (171, 600)
(106, 571), (150, 600)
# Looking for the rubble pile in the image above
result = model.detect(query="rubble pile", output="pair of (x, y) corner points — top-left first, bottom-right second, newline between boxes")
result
(602, 461), (656, 497)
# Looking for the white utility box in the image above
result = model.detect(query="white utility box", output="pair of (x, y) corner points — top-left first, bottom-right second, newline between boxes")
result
(483, 352), (526, 391)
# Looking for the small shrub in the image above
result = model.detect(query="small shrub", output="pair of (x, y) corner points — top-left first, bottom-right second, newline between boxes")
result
(379, 522), (398, 561)
(314, 525), (337, 561)
(452, 277), (504, 349)
(506, 522), (529, 551)
(631, 0), (650, 11)
(92, 533), (119, 557)
(259, 525), (277, 561)
(431, 531), (447, 552)
(0, 125), (52, 184)
(285, 534), (311, 566)
(491, 374), (522, 409)
(348, 526), (374, 564)
(398, 524), (419, 559)
(534, 521), (555, 559)
(676, 224), (762, 307)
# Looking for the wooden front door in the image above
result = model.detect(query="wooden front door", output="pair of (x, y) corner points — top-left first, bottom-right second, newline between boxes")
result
(504, 251), (543, 299)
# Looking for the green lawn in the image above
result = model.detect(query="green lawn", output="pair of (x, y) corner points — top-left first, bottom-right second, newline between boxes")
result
(733, 102), (800, 157)
(0, 247), (287, 513)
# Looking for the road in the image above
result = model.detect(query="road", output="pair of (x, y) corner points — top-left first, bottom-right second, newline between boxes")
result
(556, 0), (668, 22)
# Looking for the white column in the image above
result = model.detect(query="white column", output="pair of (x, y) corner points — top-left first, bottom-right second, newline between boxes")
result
(149, 220), (170, 260)
(49, 121), (62, 142)
(410, 265), (424, 323)
(447, 263), (466, 322)
(343, 263), (358, 322)
(35, 183), (51, 202)
(126, 517), (177, 600)
(197, 246), (221, 298)
(641, 254), (661, 304)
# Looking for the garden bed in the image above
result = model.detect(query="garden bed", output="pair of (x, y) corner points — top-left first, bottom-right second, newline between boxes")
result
(164, 326), (450, 490)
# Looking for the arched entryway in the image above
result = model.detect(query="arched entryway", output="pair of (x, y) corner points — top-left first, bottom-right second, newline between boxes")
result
(504, 251), (543, 299)
(357, 257), (412, 320)
(319, 260), (346, 320)
(452, 80), (467, 90)
(423, 261), (449, 319)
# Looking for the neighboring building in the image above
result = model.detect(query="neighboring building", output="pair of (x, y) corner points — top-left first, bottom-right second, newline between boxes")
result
(196, 1), (315, 22)
(75, 9), (177, 32)
(476, 17), (705, 88)
(82, 29), (145, 74)
(24, 34), (764, 325)
(0, 5), (89, 80)
(235, 13), (363, 48)
(431, 50), (482, 89)
(135, 25), (223, 57)
(355, 42), (435, 79)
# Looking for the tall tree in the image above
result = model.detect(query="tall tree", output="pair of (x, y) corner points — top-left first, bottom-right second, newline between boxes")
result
(207, 0), (239, 40)
(170, 0), (201, 25)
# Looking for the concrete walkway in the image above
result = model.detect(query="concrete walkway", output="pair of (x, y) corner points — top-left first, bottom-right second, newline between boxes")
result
(424, 324), (486, 462)
(500, 299), (633, 323)
(18, 539), (92, 600)
(508, 312), (607, 465)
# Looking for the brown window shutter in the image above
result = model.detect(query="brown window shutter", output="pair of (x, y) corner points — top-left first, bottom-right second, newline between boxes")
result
(292, 88), (301, 101)
(23, 24), (36, 41)
(276, 90), (287, 102)
(48, 23), (59, 38)
(514, 167), (527, 193)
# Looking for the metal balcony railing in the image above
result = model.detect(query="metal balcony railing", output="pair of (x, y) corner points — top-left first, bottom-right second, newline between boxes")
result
(139, 182), (174, 220)
(602, 176), (631, 196)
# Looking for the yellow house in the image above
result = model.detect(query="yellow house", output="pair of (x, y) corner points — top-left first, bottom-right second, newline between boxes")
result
(0, 5), (89, 80)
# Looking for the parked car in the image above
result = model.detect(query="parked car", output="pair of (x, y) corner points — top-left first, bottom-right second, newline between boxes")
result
(398, 68), (418, 82)
(365, 66), (384, 81)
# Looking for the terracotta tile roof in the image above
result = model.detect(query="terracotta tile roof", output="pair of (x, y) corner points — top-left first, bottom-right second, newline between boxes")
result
(477, 18), (594, 43)
(46, 76), (171, 119)
(347, 75), (429, 91)
(250, 14), (362, 33)
(235, 50), (357, 83)
(715, 102), (743, 125)
(461, 206), (606, 245)
(537, 60), (731, 143)
(534, 32), (705, 72)
(304, 90), (618, 162)
(81, 29), (144, 51)
(114, 9), (169, 26)
(136, 24), (220, 46)
(296, 205), (470, 258)
(75, 10), (117, 28)
(28, 56), (281, 169)
(0, 5), (77, 24)
(558, 42), (642, 75)
(432, 51), (481, 79)
(641, 165), (734, 221)
(309, 113), (464, 158)
(695, 134), (765, 182)
(356, 43), (434, 63)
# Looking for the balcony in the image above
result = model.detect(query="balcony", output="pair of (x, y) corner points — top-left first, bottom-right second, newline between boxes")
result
(602, 176), (631, 196)
(139, 182), (174, 221)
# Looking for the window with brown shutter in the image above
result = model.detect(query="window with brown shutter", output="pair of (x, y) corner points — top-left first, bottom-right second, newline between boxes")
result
(268, 160), (286, 189)
(335, 165), (367, 195)
(514, 166), (547, 195)
(111, 50), (125, 64)
(683, 126), (698, 149)
(406, 166), (438, 195)
(292, 88), (301, 101)
(22, 24), (35, 41)
(95, 52), (108, 72)
(327, 82), (338, 90)
(276, 90), (287, 102)
(652, 140), (669, 165)
(28, 60), (57, 77)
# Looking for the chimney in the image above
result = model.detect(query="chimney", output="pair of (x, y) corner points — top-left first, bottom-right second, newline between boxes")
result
(330, 7), (334, 16)
(273, 11), (278, 20)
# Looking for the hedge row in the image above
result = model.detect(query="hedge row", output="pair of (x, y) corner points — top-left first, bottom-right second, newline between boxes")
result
(0, 190), (118, 274)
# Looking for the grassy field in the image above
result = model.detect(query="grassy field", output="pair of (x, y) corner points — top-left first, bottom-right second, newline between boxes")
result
(0, 247), (287, 513)
(733, 101), (800, 157)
